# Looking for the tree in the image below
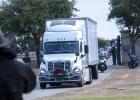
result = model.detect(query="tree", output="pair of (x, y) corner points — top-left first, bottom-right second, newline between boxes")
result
(98, 38), (109, 48)
(0, 0), (77, 67)
(108, 0), (140, 54)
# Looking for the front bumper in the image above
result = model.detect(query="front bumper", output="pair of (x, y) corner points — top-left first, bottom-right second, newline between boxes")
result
(38, 73), (81, 83)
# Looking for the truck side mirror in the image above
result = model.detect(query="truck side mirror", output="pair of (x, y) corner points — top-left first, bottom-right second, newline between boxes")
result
(84, 45), (88, 54)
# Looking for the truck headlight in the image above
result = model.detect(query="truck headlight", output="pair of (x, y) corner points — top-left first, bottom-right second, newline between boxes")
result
(42, 59), (45, 64)
(72, 67), (81, 73)
(40, 68), (46, 74)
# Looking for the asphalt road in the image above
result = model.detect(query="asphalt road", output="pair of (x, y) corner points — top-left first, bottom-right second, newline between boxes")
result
(23, 58), (114, 100)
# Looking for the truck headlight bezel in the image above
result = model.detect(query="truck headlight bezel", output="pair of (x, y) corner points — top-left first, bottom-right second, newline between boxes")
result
(72, 67), (81, 73)
(40, 68), (46, 74)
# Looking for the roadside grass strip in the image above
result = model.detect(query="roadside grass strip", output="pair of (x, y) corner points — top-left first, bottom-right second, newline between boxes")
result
(46, 96), (140, 100)
(71, 96), (140, 100)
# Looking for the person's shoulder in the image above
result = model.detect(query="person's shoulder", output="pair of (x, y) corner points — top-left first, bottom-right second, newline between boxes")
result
(13, 58), (32, 72)
(13, 58), (29, 69)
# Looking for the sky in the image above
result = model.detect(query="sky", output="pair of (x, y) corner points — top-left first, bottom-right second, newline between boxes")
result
(0, 0), (120, 40)
(75, 0), (120, 40)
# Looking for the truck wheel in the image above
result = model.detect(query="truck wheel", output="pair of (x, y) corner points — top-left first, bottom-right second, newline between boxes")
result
(105, 64), (107, 70)
(40, 83), (46, 89)
(86, 67), (92, 85)
(91, 65), (98, 79)
(77, 81), (84, 87)
(77, 78), (84, 87)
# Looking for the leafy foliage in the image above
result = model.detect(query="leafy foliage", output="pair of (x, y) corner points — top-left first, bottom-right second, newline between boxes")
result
(108, 0), (140, 53)
(0, 0), (77, 67)
(98, 38), (109, 48)
(0, 0), (77, 36)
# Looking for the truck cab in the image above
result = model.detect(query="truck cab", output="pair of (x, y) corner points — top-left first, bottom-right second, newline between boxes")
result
(38, 18), (98, 89)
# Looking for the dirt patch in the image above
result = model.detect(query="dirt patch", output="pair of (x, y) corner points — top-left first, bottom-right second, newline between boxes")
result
(43, 66), (140, 100)
(32, 66), (140, 100)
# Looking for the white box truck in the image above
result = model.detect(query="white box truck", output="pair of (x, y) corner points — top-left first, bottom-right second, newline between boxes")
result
(38, 17), (99, 89)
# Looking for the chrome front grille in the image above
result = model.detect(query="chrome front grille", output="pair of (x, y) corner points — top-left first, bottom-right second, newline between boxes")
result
(48, 62), (53, 71)
(54, 62), (64, 69)
(48, 61), (71, 72)
(65, 61), (71, 72)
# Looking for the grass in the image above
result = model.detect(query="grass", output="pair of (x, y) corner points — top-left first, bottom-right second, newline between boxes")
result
(107, 83), (140, 91)
(44, 95), (140, 100)
(46, 96), (140, 100)
(73, 96), (140, 100)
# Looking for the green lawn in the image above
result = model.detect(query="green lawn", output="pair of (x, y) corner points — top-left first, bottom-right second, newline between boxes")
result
(48, 96), (140, 100)
(70, 96), (140, 100)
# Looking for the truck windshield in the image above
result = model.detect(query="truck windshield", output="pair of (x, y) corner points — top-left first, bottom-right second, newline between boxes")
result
(44, 41), (79, 54)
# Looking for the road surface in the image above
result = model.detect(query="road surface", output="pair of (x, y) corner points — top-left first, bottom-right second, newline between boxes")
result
(23, 58), (114, 100)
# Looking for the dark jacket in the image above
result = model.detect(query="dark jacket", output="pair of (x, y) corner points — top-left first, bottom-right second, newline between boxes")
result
(0, 48), (36, 100)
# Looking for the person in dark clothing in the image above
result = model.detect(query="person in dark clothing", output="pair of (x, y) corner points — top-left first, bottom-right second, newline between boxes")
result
(0, 30), (36, 100)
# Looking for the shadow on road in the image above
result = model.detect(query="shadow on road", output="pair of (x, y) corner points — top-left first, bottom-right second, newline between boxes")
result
(46, 84), (78, 89)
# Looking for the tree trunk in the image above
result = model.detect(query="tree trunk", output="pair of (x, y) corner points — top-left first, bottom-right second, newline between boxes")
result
(129, 37), (136, 54)
(35, 38), (41, 68)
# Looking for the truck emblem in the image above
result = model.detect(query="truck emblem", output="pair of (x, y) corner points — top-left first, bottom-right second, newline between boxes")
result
(55, 68), (63, 75)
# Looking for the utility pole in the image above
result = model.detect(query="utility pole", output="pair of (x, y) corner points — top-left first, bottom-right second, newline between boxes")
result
(117, 35), (121, 65)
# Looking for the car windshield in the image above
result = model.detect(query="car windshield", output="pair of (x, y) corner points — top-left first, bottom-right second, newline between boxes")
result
(44, 41), (79, 54)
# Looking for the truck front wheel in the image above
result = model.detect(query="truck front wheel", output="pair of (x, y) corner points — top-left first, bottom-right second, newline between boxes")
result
(77, 78), (84, 87)
(40, 83), (46, 89)
(77, 81), (83, 87)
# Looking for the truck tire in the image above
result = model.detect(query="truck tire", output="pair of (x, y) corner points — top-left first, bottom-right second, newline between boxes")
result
(86, 67), (92, 85)
(91, 65), (98, 79)
(40, 83), (46, 89)
(77, 81), (84, 87)
(77, 78), (84, 87)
